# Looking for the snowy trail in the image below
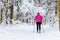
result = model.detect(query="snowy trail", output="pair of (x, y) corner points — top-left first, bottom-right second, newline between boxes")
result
(0, 23), (60, 40)
(0, 23), (35, 40)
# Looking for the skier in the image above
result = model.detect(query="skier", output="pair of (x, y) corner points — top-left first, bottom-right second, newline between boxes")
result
(34, 12), (43, 33)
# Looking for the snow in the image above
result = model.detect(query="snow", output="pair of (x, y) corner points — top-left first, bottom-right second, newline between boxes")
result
(0, 23), (60, 40)
(18, 0), (46, 16)
(0, 1), (4, 9)
(0, 0), (59, 40)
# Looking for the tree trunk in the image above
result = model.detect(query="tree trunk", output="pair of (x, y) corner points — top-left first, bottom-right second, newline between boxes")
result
(0, 9), (2, 23)
(38, 0), (42, 4)
(6, 7), (8, 24)
(10, 5), (13, 24)
(58, 0), (60, 30)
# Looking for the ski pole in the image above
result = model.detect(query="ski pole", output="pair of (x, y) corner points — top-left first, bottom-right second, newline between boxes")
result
(42, 20), (44, 33)
(33, 20), (35, 32)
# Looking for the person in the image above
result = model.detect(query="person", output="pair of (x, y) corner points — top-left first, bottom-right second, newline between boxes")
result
(34, 12), (43, 33)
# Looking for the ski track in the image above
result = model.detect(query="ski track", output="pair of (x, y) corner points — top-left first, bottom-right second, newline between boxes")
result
(0, 23), (60, 40)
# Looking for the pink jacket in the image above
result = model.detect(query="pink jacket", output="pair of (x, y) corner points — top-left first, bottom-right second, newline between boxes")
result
(34, 13), (43, 22)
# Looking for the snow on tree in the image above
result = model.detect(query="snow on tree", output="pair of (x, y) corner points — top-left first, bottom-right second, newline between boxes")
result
(0, 0), (58, 28)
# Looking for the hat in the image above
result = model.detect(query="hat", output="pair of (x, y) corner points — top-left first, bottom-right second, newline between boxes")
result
(37, 12), (40, 14)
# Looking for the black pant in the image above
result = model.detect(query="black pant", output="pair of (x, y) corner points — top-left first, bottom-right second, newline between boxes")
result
(36, 22), (42, 32)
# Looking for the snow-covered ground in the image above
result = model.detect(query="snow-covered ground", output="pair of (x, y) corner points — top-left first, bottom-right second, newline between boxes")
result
(0, 0), (58, 40)
(0, 23), (60, 40)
